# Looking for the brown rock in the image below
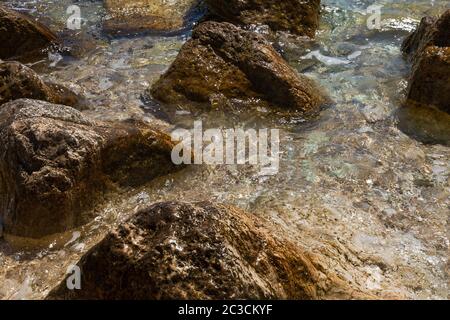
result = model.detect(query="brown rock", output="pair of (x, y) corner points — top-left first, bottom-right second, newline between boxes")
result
(150, 21), (327, 115)
(103, 0), (200, 36)
(402, 10), (450, 64)
(401, 10), (450, 113)
(205, 0), (321, 37)
(0, 61), (84, 108)
(0, 99), (182, 238)
(0, 5), (57, 62)
(47, 201), (370, 300)
(406, 46), (450, 114)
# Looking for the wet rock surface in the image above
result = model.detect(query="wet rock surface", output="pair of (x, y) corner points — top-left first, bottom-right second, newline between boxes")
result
(0, 61), (84, 108)
(47, 201), (371, 300)
(402, 10), (450, 113)
(103, 0), (200, 36)
(150, 21), (327, 115)
(0, 5), (57, 62)
(406, 46), (450, 114)
(205, 0), (321, 38)
(0, 99), (182, 238)
(402, 10), (450, 64)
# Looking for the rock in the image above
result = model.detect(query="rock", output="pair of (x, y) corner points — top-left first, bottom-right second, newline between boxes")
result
(103, 0), (201, 36)
(406, 46), (450, 114)
(402, 10), (450, 64)
(402, 10), (450, 113)
(58, 29), (100, 59)
(0, 99), (182, 238)
(205, 0), (321, 37)
(47, 201), (370, 300)
(0, 61), (85, 108)
(0, 5), (57, 62)
(150, 21), (327, 115)
(396, 102), (450, 146)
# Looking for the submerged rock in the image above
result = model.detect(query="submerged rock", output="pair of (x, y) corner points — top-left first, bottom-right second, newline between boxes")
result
(397, 102), (450, 146)
(0, 99), (182, 238)
(402, 10), (450, 114)
(103, 0), (200, 36)
(150, 21), (327, 115)
(0, 5), (57, 62)
(205, 0), (321, 37)
(58, 29), (100, 59)
(0, 61), (84, 108)
(47, 201), (370, 300)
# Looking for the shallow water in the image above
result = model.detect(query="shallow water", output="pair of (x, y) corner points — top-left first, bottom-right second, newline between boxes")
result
(0, 0), (449, 299)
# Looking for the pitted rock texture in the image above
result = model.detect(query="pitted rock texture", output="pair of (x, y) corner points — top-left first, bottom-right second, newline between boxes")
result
(0, 99), (182, 238)
(47, 201), (372, 300)
(150, 21), (327, 115)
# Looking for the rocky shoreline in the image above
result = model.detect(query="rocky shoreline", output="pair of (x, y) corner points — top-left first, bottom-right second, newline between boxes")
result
(0, 1), (448, 300)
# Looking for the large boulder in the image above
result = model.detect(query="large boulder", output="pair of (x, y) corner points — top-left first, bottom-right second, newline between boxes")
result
(47, 201), (370, 300)
(103, 0), (200, 36)
(401, 10), (450, 113)
(0, 61), (84, 108)
(205, 0), (321, 37)
(0, 99), (182, 238)
(0, 5), (57, 62)
(150, 21), (327, 115)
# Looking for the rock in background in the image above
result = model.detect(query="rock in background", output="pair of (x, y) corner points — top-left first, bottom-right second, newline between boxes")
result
(103, 0), (200, 36)
(205, 0), (321, 37)
(0, 61), (84, 108)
